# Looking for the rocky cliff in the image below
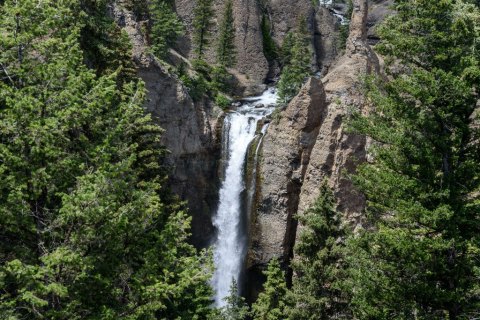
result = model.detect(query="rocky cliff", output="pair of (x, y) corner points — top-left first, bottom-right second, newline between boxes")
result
(246, 78), (327, 298)
(264, 0), (315, 44)
(174, 0), (269, 95)
(114, 0), (387, 257)
(298, 0), (379, 224)
(113, 5), (222, 247)
(173, 0), (328, 94)
(314, 6), (342, 75)
(112, 0), (342, 249)
(247, 0), (380, 293)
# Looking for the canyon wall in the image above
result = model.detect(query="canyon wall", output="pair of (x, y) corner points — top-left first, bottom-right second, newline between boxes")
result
(265, 0), (315, 44)
(114, 5), (222, 247)
(174, 0), (321, 94)
(112, 0), (339, 249)
(247, 0), (380, 296)
(115, 0), (389, 254)
(297, 0), (379, 226)
(174, 0), (269, 95)
(246, 78), (327, 298)
(314, 6), (342, 75)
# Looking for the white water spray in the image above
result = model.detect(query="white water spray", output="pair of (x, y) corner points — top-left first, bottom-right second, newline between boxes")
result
(212, 88), (277, 307)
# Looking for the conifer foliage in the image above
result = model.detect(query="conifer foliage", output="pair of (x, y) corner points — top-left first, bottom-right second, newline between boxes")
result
(217, 279), (250, 320)
(217, 0), (236, 67)
(79, 0), (137, 81)
(193, 0), (214, 58)
(149, 0), (184, 59)
(277, 18), (312, 104)
(289, 184), (350, 320)
(252, 259), (289, 320)
(261, 14), (278, 62)
(0, 0), (214, 318)
(347, 0), (480, 318)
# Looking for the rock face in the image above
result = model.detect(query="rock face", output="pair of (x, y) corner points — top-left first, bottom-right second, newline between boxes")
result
(174, 0), (269, 95)
(265, 0), (315, 44)
(246, 78), (327, 299)
(113, 5), (221, 247)
(313, 7), (341, 75)
(247, 0), (380, 287)
(140, 67), (222, 248)
(298, 0), (379, 223)
(264, 0), (318, 76)
(174, 0), (329, 94)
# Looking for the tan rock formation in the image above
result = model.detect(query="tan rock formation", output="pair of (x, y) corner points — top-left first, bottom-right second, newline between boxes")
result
(265, 0), (315, 44)
(246, 78), (327, 298)
(314, 6), (341, 75)
(297, 0), (379, 224)
(247, 0), (379, 281)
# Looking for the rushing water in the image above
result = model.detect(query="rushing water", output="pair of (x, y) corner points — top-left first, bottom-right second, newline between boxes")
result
(319, 0), (349, 25)
(212, 88), (278, 307)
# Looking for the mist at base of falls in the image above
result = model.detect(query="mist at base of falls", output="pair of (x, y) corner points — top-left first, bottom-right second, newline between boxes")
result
(211, 88), (278, 307)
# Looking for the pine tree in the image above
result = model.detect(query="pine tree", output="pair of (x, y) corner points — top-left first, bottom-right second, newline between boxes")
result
(252, 259), (290, 320)
(0, 0), (215, 318)
(217, 0), (236, 67)
(261, 14), (277, 62)
(288, 183), (350, 320)
(277, 17), (312, 104)
(149, 0), (184, 59)
(217, 279), (250, 320)
(193, 0), (213, 58)
(346, 0), (480, 318)
(79, 0), (137, 82)
(280, 31), (295, 66)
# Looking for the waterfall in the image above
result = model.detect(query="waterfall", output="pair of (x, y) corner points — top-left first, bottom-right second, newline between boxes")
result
(212, 88), (278, 307)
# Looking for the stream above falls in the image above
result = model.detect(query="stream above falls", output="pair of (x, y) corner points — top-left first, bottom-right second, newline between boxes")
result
(319, 0), (349, 25)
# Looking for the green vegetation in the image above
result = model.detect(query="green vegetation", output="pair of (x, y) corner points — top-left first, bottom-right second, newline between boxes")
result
(148, 0), (184, 59)
(178, 59), (233, 103)
(217, 0), (236, 67)
(215, 93), (233, 110)
(261, 14), (278, 62)
(179, 72), (209, 101)
(289, 183), (350, 320)
(277, 18), (312, 104)
(252, 259), (289, 320)
(80, 0), (137, 82)
(217, 279), (250, 320)
(345, 0), (480, 318)
(250, 1), (480, 319)
(0, 0), (215, 318)
(279, 32), (296, 67)
(210, 64), (232, 93)
(193, 0), (214, 58)
(180, 0), (235, 103)
(2, 0), (479, 318)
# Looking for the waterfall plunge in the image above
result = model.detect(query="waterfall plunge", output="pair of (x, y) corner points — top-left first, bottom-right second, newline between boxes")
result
(212, 89), (277, 307)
